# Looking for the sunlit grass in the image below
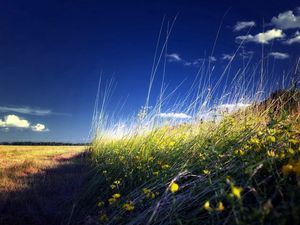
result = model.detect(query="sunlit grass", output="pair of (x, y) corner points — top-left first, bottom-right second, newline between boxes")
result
(86, 102), (300, 224)
(0, 145), (86, 192)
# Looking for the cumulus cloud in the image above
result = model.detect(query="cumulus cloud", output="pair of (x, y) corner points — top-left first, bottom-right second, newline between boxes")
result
(0, 114), (48, 132)
(0, 106), (52, 116)
(269, 52), (289, 59)
(284, 31), (300, 44)
(0, 115), (30, 128)
(167, 53), (182, 62)
(236, 29), (285, 44)
(270, 9), (300, 29)
(157, 113), (192, 119)
(233, 21), (256, 31)
(31, 123), (49, 132)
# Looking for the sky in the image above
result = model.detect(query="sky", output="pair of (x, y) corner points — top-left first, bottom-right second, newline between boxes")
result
(0, 0), (300, 142)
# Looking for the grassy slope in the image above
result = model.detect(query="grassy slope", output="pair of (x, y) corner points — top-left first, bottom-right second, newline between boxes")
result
(86, 104), (300, 224)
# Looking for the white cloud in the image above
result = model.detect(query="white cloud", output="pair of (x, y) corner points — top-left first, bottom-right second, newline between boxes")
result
(233, 21), (256, 31)
(221, 54), (234, 60)
(236, 29), (285, 44)
(270, 10), (300, 29)
(0, 115), (30, 128)
(285, 31), (300, 44)
(31, 123), (49, 132)
(157, 113), (192, 119)
(0, 106), (52, 116)
(167, 53), (182, 62)
(269, 52), (289, 59)
(0, 114), (49, 132)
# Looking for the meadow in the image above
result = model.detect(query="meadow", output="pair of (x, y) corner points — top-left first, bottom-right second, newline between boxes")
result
(78, 89), (300, 225)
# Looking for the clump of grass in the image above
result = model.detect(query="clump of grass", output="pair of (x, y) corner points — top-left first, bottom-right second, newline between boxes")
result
(84, 97), (300, 225)
(83, 18), (300, 224)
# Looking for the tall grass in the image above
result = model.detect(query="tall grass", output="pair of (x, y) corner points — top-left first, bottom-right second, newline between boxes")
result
(83, 18), (300, 225)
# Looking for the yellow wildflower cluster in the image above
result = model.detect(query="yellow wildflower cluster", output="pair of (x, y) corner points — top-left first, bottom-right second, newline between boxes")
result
(122, 202), (135, 212)
(108, 193), (121, 205)
(203, 200), (225, 212)
(282, 161), (300, 176)
(143, 188), (156, 198)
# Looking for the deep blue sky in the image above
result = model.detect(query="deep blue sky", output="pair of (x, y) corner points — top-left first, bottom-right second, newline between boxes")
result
(0, 0), (299, 142)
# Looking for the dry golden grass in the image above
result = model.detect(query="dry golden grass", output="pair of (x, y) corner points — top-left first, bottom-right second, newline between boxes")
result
(0, 145), (87, 192)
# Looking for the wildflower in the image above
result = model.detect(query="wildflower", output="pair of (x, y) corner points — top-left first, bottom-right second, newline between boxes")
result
(162, 164), (170, 169)
(216, 201), (225, 212)
(203, 169), (210, 175)
(152, 171), (159, 176)
(267, 136), (276, 143)
(110, 184), (116, 189)
(122, 202), (135, 211)
(288, 139), (299, 145)
(234, 149), (245, 156)
(203, 201), (211, 211)
(108, 197), (117, 205)
(199, 153), (206, 160)
(267, 150), (276, 158)
(112, 193), (121, 199)
(97, 201), (105, 208)
(287, 148), (295, 155)
(143, 188), (156, 198)
(250, 137), (260, 145)
(231, 186), (243, 199)
(282, 164), (294, 175)
(170, 182), (179, 193)
(114, 180), (121, 185)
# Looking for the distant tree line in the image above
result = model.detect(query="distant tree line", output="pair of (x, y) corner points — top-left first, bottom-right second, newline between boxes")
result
(0, 142), (90, 146)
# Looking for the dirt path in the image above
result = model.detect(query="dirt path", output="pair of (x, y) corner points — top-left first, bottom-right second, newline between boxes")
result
(0, 151), (90, 225)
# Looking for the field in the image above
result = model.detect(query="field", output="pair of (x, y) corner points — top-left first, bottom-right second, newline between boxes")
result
(0, 145), (88, 225)
(1, 94), (300, 225)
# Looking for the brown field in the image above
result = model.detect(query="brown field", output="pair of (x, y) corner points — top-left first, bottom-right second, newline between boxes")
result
(0, 145), (89, 225)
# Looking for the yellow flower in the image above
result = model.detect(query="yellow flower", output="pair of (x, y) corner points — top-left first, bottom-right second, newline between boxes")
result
(143, 188), (156, 198)
(266, 136), (276, 143)
(231, 186), (243, 199)
(108, 197), (116, 205)
(162, 164), (170, 169)
(282, 164), (294, 175)
(203, 201), (211, 211)
(234, 149), (245, 156)
(250, 137), (260, 145)
(112, 193), (121, 199)
(122, 202), (135, 211)
(287, 148), (295, 155)
(288, 139), (299, 145)
(267, 150), (276, 157)
(203, 169), (210, 175)
(216, 201), (225, 212)
(110, 184), (116, 189)
(170, 182), (179, 193)
(114, 180), (121, 185)
(152, 171), (159, 176)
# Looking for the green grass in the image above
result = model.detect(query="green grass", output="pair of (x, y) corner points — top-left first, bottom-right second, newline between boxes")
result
(85, 106), (300, 225)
